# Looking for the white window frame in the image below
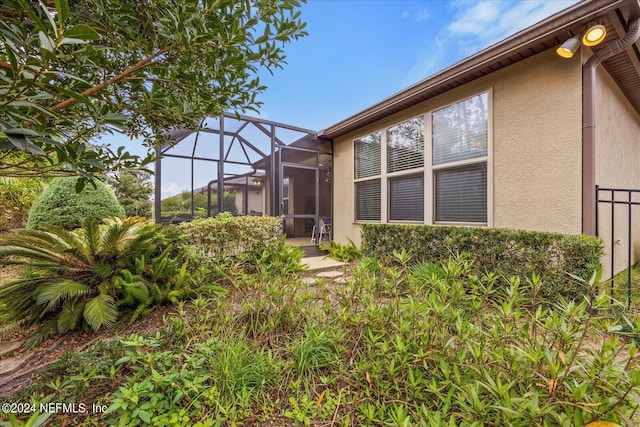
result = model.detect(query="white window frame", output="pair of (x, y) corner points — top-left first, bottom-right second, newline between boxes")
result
(352, 89), (493, 227)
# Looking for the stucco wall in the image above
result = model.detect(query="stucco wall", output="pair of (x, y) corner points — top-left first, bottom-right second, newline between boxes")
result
(594, 66), (640, 278)
(332, 50), (583, 246)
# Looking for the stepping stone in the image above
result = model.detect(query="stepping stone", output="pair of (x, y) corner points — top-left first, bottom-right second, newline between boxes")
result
(316, 270), (344, 279)
(0, 340), (23, 358)
(302, 256), (345, 274)
(0, 354), (31, 376)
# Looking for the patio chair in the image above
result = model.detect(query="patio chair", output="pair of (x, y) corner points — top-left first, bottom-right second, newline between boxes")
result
(311, 218), (332, 242)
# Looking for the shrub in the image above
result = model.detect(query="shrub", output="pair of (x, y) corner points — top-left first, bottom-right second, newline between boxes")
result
(247, 236), (307, 277)
(361, 223), (603, 300)
(319, 238), (362, 262)
(0, 217), (185, 345)
(0, 177), (45, 230)
(26, 177), (124, 230)
(347, 258), (640, 426)
(177, 214), (282, 259)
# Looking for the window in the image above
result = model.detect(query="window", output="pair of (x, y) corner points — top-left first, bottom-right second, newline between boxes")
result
(387, 116), (424, 173)
(352, 91), (490, 226)
(354, 132), (381, 179)
(387, 117), (424, 221)
(432, 92), (488, 223)
(389, 174), (424, 221)
(354, 132), (381, 221)
(355, 179), (381, 221)
(434, 164), (486, 222)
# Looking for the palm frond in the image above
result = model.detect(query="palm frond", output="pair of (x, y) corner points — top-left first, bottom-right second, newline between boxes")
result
(35, 280), (91, 314)
(83, 293), (119, 330)
(101, 217), (156, 255)
(79, 219), (102, 262)
(57, 300), (86, 333)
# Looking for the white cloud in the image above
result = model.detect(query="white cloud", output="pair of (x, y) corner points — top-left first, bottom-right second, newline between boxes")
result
(405, 0), (578, 83)
(401, 7), (431, 23)
(447, 0), (578, 49)
(404, 37), (446, 86)
(413, 9), (431, 22)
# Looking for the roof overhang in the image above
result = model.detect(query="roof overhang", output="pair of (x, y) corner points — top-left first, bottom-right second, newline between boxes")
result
(317, 0), (640, 140)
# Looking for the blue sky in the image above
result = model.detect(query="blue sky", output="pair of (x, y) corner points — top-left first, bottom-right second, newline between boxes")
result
(101, 0), (579, 197)
(257, 0), (578, 131)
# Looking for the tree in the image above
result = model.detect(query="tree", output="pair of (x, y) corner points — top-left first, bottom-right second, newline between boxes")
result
(108, 170), (153, 218)
(0, 0), (307, 179)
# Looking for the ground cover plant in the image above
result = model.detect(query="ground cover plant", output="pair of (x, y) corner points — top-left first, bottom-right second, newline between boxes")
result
(4, 249), (640, 426)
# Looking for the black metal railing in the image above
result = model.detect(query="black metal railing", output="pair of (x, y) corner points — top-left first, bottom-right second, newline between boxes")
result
(595, 186), (640, 307)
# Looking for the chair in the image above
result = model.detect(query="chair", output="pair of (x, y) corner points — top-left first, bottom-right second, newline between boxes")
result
(311, 218), (332, 242)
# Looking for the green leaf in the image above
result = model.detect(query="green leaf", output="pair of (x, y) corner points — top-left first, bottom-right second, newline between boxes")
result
(83, 294), (119, 330)
(59, 37), (91, 45)
(55, 0), (70, 25)
(38, 31), (55, 52)
(138, 409), (151, 424)
(64, 24), (100, 41)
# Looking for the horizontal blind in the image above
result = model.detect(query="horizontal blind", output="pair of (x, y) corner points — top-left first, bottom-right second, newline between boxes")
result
(355, 179), (381, 221)
(387, 116), (424, 173)
(433, 92), (488, 166)
(435, 163), (487, 223)
(354, 132), (381, 179)
(389, 174), (424, 221)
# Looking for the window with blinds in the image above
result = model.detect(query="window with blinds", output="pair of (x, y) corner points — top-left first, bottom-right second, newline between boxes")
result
(434, 164), (486, 223)
(354, 132), (382, 221)
(433, 93), (487, 166)
(432, 92), (488, 224)
(352, 91), (490, 225)
(389, 174), (424, 221)
(387, 116), (424, 173)
(354, 132), (381, 179)
(355, 179), (381, 221)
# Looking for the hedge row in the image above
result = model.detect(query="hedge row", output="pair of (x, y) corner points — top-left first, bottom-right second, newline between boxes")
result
(177, 214), (282, 259)
(361, 224), (603, 300)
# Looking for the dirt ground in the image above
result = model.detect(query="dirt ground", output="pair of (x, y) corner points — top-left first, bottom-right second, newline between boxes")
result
(0, 289), (174, 397)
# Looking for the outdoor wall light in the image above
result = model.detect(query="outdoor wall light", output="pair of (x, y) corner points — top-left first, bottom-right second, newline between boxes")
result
(556, 35), (581, 58)
(582, 24), (607, 46)
(556, 23), (607, 59)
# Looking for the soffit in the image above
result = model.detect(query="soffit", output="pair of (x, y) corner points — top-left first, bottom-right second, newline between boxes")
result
(318, 0), (640, 140)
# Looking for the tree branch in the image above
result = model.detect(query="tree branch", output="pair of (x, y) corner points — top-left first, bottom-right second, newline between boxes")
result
(0, 62), (11, 71)
(48, 43), (180, 114)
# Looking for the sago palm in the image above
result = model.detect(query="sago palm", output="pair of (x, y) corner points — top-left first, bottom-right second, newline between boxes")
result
(0, 217), (166, 344)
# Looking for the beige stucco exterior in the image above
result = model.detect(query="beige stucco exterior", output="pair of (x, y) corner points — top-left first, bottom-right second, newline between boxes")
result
(333, 50), (584, 247)
(594, 64), (640, 278)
